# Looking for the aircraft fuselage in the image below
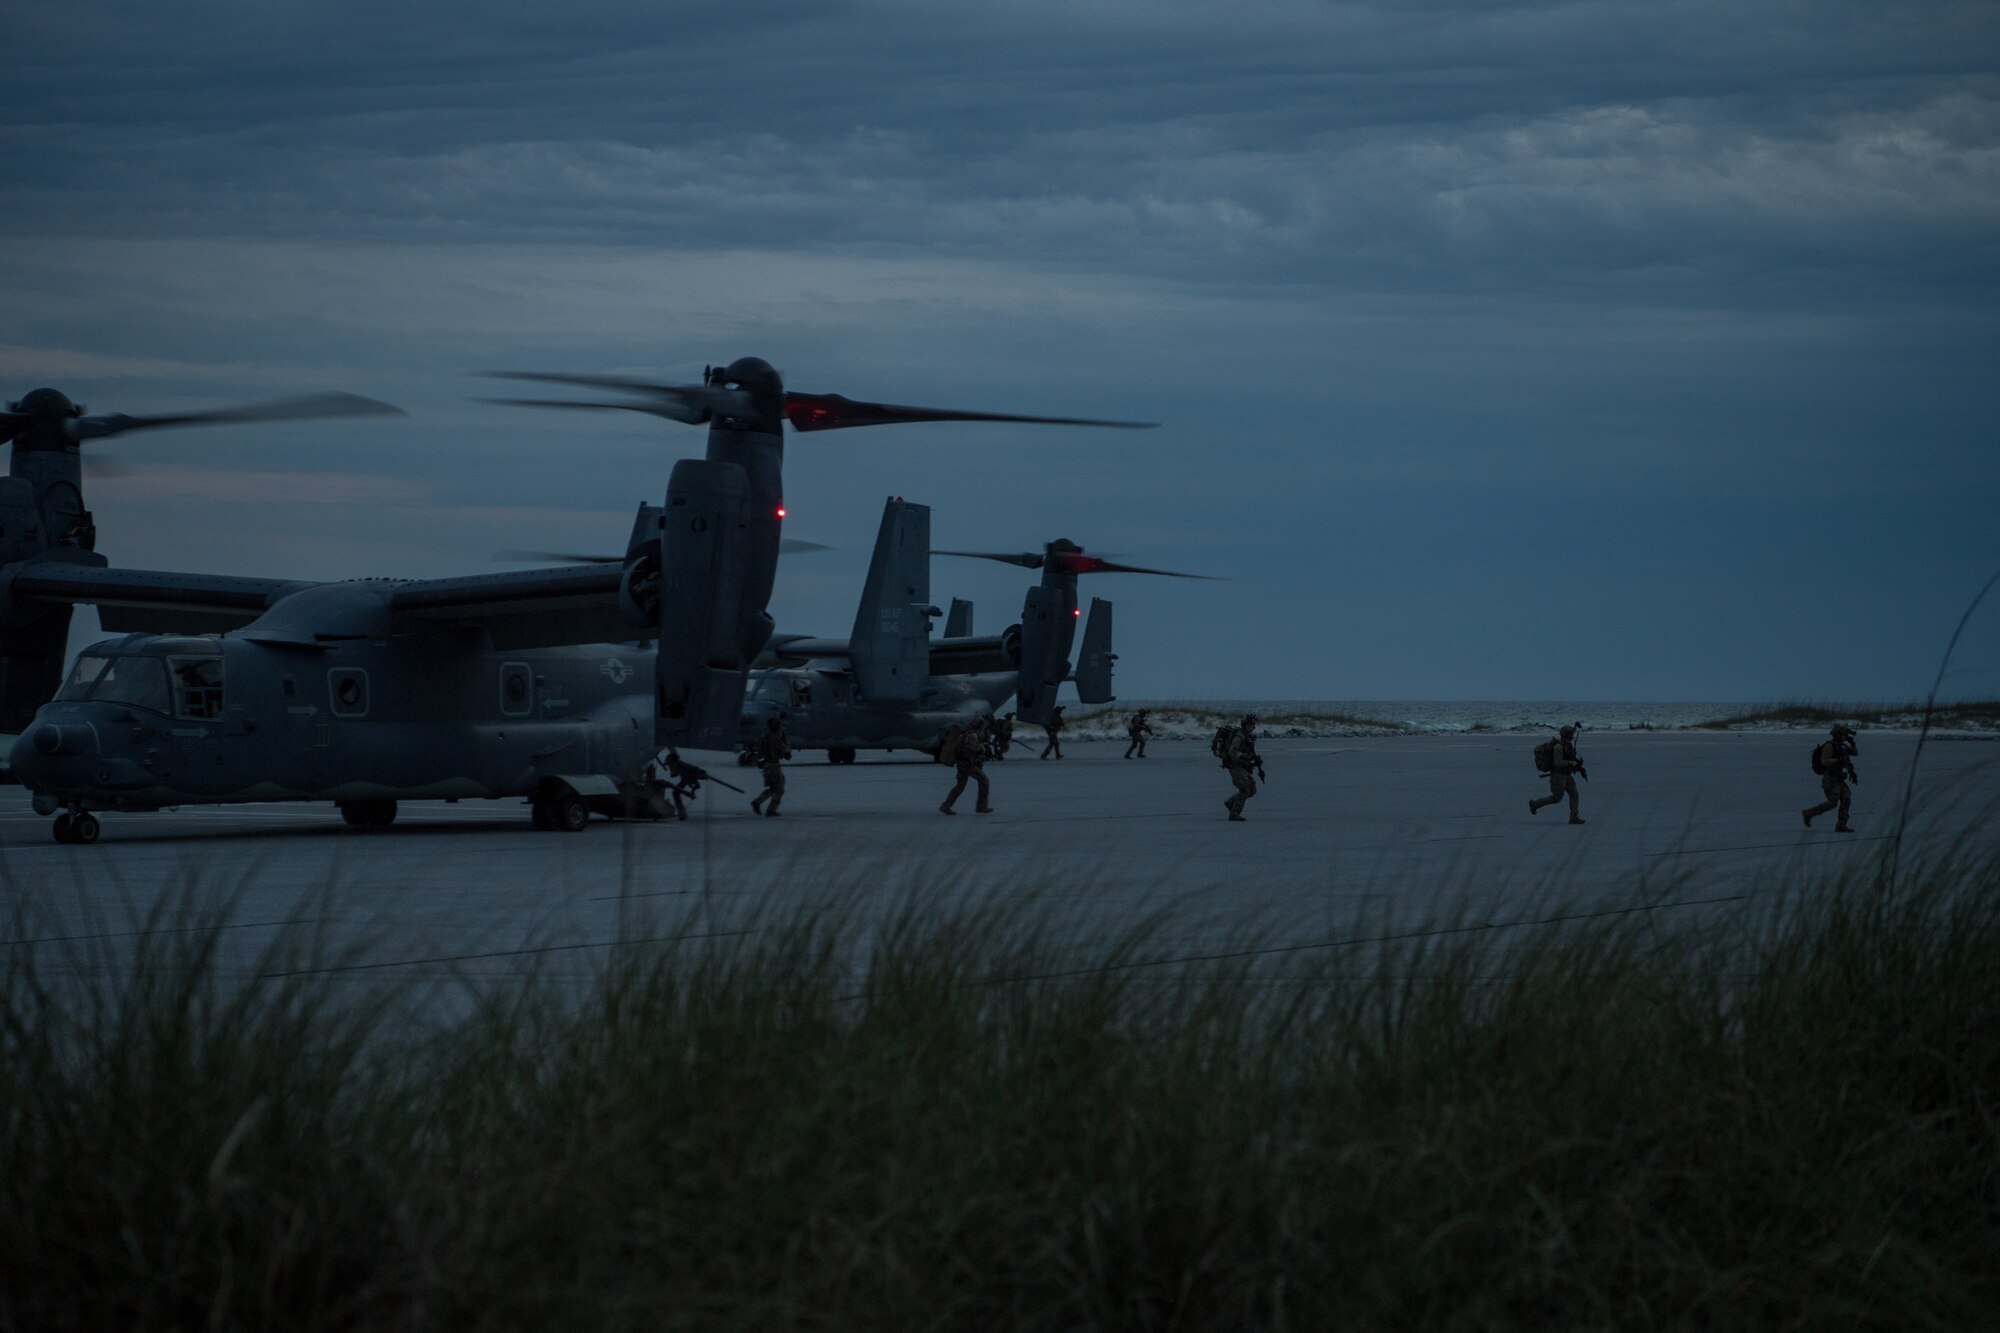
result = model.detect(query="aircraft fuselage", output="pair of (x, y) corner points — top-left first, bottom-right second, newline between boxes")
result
(9, 630), (662, 813)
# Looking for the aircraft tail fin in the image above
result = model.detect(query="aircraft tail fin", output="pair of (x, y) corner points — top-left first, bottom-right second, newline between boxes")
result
(1073, 597), (1115, 703)
(0, 475), (88, 734)
(654, 459), (757, 751)
(943, 597), (973, 638)
(1013, 580), (1073, 724)
(848, 497), (934, 702)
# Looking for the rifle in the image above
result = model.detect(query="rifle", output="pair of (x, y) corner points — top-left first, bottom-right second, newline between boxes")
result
(667, 761), (746, 796)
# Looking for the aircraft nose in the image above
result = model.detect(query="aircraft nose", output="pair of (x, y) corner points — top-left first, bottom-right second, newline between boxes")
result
(31, 724), (91, 757)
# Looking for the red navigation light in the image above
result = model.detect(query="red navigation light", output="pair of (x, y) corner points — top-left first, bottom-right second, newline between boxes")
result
(1073, 608), (1081, 617)
(776, 506), (787, 519)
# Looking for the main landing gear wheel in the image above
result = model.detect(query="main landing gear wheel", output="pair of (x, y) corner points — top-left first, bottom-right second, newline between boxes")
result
(52, 812), (100, 845)
(828, 747), (857, 765)
(551, 791), (589, 833)
(339, 800), (398, 828)
(531, 798), (555, 830)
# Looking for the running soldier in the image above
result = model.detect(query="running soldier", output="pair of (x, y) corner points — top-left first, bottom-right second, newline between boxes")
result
(1802, 723), (1859, 832)
(1529, 723), (1587, 824)
(1124, 709), (1154, 759)
(939, 715), (994, 815)
(1039, 705), (1066, 760)
(1220, 714), (1264, 821)
(748, 716), (791, 817)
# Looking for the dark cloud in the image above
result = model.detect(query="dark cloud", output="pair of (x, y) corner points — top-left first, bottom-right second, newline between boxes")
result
(4, 1), (1997, 699)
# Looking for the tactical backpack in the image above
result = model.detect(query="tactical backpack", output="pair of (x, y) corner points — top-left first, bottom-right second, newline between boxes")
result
(1211, 725), (1234, 764)
(1533, 739), (1556, 774)
(938, 725), (964, 765)
(1811, 742), (1827, 776)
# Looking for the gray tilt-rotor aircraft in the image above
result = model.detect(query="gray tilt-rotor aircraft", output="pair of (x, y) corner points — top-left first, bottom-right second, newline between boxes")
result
(743, 496), (1211, 761)
(3, 360), (1151, 842)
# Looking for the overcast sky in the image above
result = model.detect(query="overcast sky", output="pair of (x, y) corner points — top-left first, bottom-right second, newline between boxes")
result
(5, 1), (1996, 701)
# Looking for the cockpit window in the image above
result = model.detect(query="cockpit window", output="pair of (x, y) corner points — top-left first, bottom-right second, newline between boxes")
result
(86, 657), (173, 714)
(170, 656), (226, 719)
(56, 654), (113, 701)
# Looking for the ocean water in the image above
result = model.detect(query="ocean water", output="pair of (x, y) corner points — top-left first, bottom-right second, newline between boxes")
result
(1072, 700), (1804, 735)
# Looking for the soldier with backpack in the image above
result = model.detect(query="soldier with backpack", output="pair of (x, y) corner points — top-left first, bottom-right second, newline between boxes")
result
(1217, 714), (1264, 821)
(939, 715), (994, 815)
(1802, 724), (1859, 831)
(1124, 709), (1154, 759)
(1039, 705), (1067, 760)
(747, 716), (792, 817)
(1529, 723), (1587, 824)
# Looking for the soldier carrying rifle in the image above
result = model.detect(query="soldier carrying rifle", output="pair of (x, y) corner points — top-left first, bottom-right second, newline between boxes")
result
(648, 748), (744, 820)
(1802, 723), (1859, 832)
(1529, 723), (1588, 824)
(1214, 714), (1265, 821)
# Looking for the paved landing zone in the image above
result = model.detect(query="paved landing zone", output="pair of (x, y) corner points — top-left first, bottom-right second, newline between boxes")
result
(3, 732), (1996, 983)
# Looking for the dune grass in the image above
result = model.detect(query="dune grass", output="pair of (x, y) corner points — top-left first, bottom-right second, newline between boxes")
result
(4, 850), (1998, 1331)
(1691, 699), (2000, 730)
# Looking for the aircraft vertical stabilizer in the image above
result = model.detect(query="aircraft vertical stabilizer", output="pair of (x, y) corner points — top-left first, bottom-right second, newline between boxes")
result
(943, 597), (973, 638)
(1074, 597), (1115, 703)
(655, 458), (757, 750)
(848, 498), (934, 702)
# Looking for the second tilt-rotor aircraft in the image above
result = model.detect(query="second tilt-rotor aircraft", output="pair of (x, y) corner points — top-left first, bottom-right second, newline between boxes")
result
(744, 496), (1212, 761)
(4, 358), (1150, 841)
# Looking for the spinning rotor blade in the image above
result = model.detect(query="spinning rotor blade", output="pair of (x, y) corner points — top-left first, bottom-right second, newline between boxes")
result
(783, 393), (1156, 433)
(478, 372), (748, 425)
(937, 547), (1218, 579)
(67, 392), (403, 442)
(481, 367), (1156, 434)
(476, 397), (708, 422)
(493, 537), (829, 565)
(933, 549), (1046, 570)
(492, 549), (620, 565)
(1053, 553), (1220, 579)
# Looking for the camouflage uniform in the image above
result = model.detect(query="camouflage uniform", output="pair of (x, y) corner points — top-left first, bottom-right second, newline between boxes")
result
(1802, 725), (1859, 831)
(990, 713), (1016, 760)
(1222, 716), (1261, 820)
(748, 719), (791, 816)
(1039, 705), (1066, 760)
(940, 718), (994, 815)
(1529, 725), (1585, 823)
(1124, 710), (1153, 759)
(662, 748), (704, 821)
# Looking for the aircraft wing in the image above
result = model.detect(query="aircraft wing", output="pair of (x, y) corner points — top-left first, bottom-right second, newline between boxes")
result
(760, 632), (1019, 677)
(762, 635), (853, 664)
(387, 565), (631, 649)
(4, 561), (313, 635)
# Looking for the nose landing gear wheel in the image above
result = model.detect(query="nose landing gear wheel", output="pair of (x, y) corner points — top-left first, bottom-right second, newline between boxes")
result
(339, 800), (398, 828)
(52, 812), (98, 845)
